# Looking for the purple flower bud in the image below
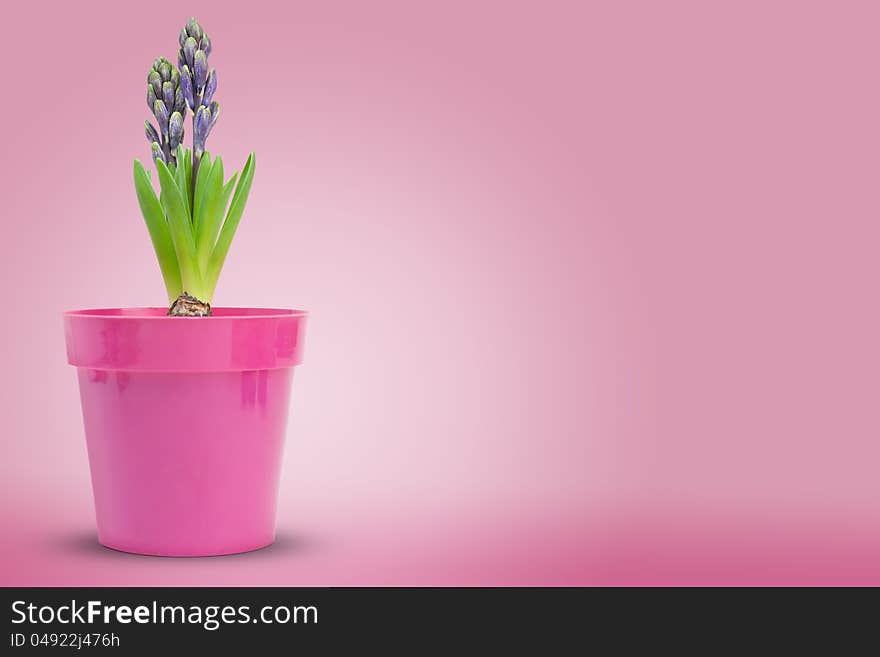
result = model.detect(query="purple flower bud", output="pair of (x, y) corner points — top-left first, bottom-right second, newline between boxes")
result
(169, 112), (184, 150)
(153, 100), (169, 133)
(180, 67), (194, 110)
(193, 50), (208, 90)
(147, 84), (156, 110)
(200, 34), (212, 56)
(184, 37), (197, 68)
(194, 105), (211, 152)
(179, 28), (188, 48)
(158, 60), (172, 82)
(178, 48), (186, 71)
(195, 105), (211, 136)
(186, 17), (203, 41)
(174, 87), (186, 114)
(150, 142), (165, 165)
(162, 81), (175, 110)
(144, 121), (160, 145)
(208, 101), (220, 131)
(148, 71), (162, 97)
(202, 70), (217, 106)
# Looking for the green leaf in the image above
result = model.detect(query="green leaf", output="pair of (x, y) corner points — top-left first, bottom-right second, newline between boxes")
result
(195, 156), (225, 273)
(192, 152), (213, 234)
(223, 171), (239, 201)
(156, 159), (205, 299)
(205, 153), (256, 301)
(197, 170), (238, 272)
(133, 160), (182, 303)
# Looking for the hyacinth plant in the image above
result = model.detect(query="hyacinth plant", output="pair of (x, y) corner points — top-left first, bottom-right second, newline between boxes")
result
(134, 17), (255, 316)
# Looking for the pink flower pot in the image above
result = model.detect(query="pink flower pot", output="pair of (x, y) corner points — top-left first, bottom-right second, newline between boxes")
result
(63, 307), (308, 557)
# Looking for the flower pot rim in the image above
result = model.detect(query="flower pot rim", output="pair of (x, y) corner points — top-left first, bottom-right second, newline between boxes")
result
(64, 307), (308, 372)
(64, 306), (308, 319)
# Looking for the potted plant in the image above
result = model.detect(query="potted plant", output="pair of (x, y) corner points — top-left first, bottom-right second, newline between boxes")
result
(63, 17), (308, 556)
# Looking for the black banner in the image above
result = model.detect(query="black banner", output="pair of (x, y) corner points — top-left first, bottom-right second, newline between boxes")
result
(2, 588), (587, 650)
(4, 587), (863, 650)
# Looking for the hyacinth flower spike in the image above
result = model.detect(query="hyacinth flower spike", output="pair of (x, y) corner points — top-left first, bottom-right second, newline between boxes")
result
(145, 57), (187, 167)
(178, 18), (220, 185)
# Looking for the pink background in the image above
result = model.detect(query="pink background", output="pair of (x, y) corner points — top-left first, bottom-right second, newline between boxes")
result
(1, 1), (879, 585)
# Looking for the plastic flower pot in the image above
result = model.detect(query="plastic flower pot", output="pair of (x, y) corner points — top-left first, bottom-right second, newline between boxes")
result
(63, 307), (308, 557)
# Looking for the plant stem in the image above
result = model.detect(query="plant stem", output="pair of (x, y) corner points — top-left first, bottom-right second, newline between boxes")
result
(189, 91), (202, 208)
(192, 151), (201, 208)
